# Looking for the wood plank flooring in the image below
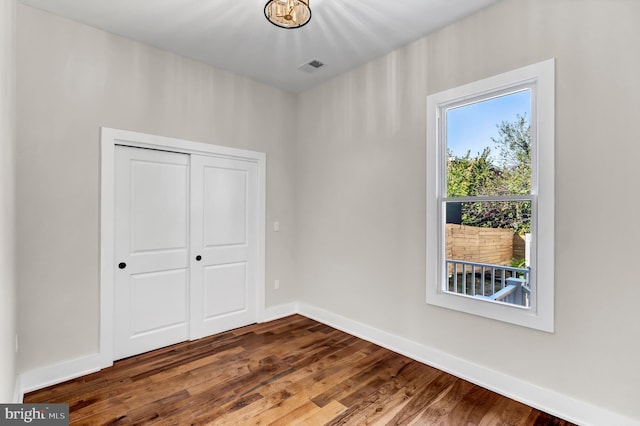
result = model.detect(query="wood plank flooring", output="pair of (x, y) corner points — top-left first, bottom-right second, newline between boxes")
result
(25, 315), (573, 425)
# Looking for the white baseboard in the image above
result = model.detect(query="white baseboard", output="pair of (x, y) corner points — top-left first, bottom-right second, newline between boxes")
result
(297, 302), (639, 426)
(18, 303), (638, 425)
(13, 374), (22, 403)
(259, 302), (298, 323)
(18, 303), (299, 396)
(19, 303), (298, 396)
(19, 353), (104, 395)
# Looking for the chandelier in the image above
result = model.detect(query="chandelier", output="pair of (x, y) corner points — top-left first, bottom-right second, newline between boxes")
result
(264, 0), (311, 29)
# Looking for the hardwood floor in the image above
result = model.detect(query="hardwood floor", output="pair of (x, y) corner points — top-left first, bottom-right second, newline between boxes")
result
(25, 315), (573, 425)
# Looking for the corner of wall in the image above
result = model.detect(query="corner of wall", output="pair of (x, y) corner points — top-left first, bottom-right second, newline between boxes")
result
(0, 0), (17, 405)
(19, 353), (104, 396)
(13, 374), (23, 403)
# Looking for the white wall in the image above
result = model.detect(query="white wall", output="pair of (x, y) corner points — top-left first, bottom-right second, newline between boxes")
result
(16, 5), (297, 372)
(0, 0), (17, 403)
(296, 0), (640, 421)
(15, 0), (640, 422)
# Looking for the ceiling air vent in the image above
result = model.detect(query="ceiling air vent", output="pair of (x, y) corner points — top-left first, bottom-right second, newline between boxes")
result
(298, 59), (325, 73)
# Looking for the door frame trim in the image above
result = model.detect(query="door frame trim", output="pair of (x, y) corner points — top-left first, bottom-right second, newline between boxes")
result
(99, 127), (266, 367)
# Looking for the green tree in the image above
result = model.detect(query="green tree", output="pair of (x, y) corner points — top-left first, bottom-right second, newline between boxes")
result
(446, 147), (494, 197)
(491, 114), (531, 196)
(447, 115), (532, 234)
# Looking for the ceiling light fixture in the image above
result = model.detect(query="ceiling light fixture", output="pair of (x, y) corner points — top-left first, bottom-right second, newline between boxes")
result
(264, 0), (311, 29)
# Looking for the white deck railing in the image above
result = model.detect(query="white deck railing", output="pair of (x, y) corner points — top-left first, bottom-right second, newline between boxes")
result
(446, 259), (531, 307)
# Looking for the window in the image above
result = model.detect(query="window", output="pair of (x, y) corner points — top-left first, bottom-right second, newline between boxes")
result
(426, 60), (555, 332)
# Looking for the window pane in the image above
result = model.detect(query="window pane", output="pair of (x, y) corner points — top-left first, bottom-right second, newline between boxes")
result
(445, 200), (531, 307)
(446, 90), (531, 197)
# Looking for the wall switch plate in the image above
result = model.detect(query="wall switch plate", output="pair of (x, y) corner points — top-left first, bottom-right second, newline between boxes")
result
(274, 279), (280, 290)
(274, 221), (280, 232)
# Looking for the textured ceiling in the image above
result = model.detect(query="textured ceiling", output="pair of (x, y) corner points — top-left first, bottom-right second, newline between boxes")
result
(19, 0), (498, 92)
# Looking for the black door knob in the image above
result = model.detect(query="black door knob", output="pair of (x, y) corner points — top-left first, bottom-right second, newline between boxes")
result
(118, 262), (126, 269)
(195, 255), (202, 261)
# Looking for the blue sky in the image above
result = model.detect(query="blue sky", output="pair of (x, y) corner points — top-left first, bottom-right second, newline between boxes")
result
(447, 90), (530, 160)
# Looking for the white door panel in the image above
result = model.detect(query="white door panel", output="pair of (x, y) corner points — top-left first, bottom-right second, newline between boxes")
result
(190, 156), (258, 339)
(204, 262), (248, 318)
(130, 269), (189, 336)
(129, 160), (189, 252)
(203, 166), (247, 247)
(114, 146), (190, 359)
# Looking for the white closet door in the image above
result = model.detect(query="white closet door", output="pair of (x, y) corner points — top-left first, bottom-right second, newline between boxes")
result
(114, 146), (190, 360)
(190, 155), (258, 339)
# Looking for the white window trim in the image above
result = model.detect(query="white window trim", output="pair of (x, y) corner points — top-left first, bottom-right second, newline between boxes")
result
(426, 59), (555, 332)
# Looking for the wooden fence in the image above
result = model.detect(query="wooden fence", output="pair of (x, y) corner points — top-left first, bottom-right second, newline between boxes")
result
(512, 234), (526, 260)
(446, 224), (521, 266)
